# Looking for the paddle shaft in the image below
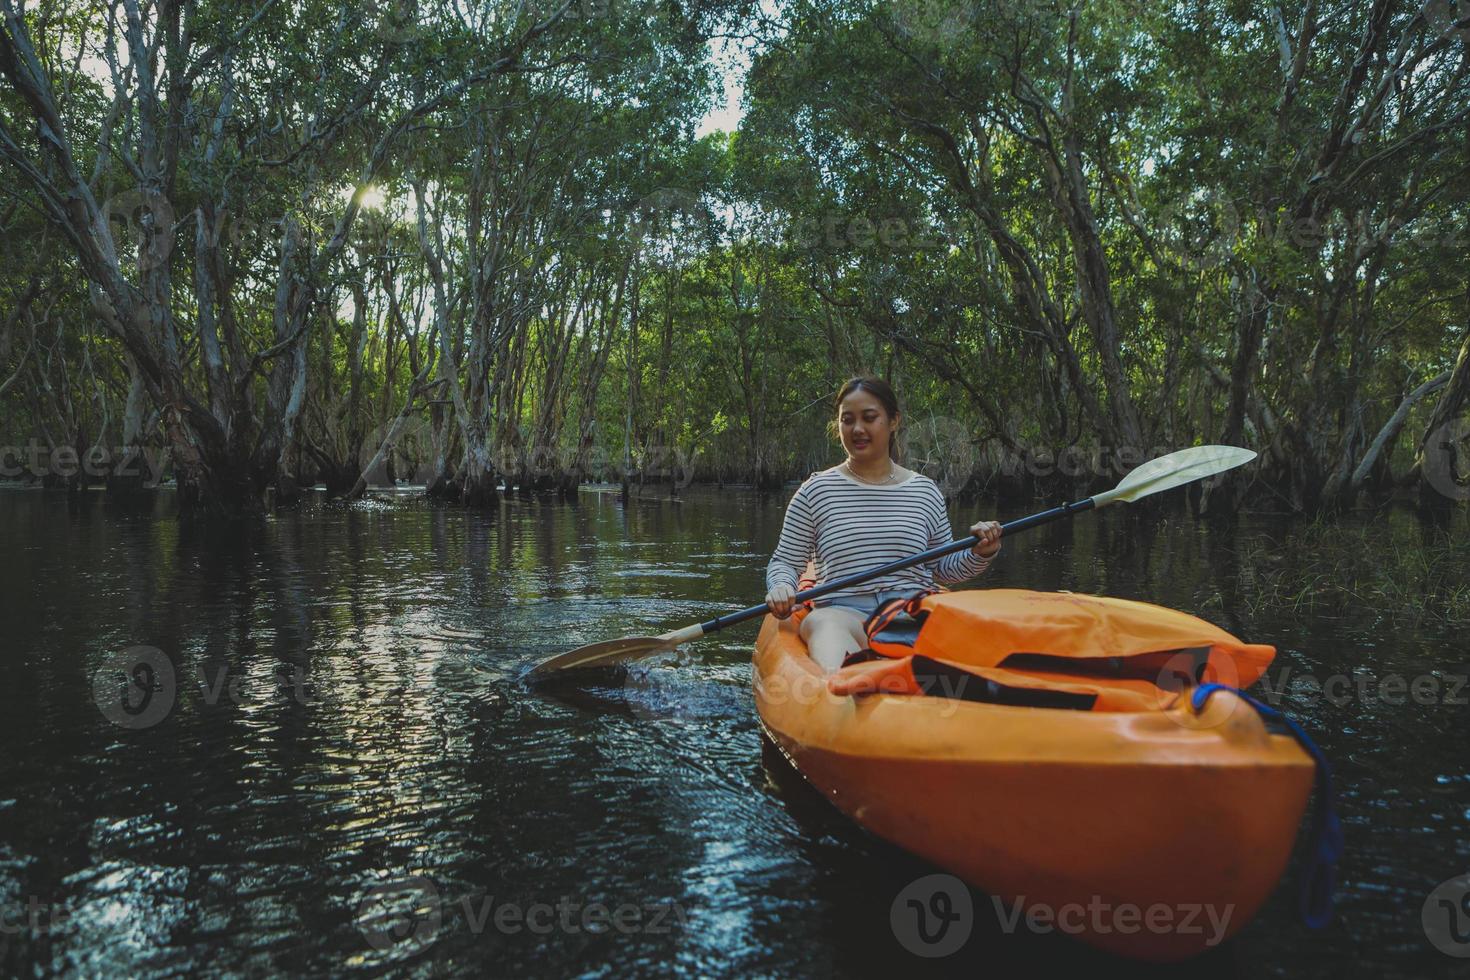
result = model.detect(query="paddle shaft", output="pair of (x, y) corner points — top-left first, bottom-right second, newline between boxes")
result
(531, 445), (1251, 673)
(691, 496), (1099, 638)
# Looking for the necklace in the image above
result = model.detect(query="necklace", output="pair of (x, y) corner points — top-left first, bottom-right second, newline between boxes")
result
(845, 459), (897, 485)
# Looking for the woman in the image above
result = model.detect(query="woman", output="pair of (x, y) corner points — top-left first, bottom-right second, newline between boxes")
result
(764, 377), (1002, 673)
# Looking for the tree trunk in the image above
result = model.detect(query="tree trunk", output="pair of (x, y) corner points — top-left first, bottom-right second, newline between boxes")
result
(107, 357), (154, 493)
(1415, 312), (1470, 507)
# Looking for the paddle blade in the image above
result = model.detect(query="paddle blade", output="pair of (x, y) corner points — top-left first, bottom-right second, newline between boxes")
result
(527, 635), (676, 678)
(1099, 445), (1256, 505)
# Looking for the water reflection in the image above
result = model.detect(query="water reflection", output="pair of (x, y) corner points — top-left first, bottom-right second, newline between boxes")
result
(0, 487), (1465, 977)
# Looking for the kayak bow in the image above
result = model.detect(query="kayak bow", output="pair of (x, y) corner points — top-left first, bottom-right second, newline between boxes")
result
(753, 602), (1318, 962)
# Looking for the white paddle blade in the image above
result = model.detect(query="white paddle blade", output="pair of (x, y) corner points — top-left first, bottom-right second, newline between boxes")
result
(1094, 445), (1256, 506)
(528, 624), (706, 678)
(528, 635), (675, 677)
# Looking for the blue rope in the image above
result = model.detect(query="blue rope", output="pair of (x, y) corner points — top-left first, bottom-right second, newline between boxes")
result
(1191, 683), (1342, 930)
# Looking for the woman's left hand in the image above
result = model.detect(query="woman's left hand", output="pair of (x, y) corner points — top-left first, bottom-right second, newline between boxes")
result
(969, 519), (1002, 558)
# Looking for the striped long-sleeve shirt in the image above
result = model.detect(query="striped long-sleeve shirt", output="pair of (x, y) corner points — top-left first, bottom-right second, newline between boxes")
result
(765, 466), (994, 600)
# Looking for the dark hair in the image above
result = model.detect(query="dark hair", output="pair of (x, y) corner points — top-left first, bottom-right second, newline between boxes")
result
(833, 376), (902, 460)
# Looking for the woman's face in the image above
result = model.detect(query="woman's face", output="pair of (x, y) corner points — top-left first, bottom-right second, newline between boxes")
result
(837, 389), (898, 462)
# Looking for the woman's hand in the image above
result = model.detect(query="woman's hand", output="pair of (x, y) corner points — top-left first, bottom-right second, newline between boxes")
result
(766, 583), (797, 619)
(969, 519), (1002, 559)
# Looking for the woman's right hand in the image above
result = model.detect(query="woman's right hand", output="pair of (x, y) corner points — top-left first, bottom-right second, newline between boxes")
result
(766, 584), (797, 619)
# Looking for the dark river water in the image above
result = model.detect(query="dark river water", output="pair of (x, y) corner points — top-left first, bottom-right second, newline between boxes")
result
(1, 485), (1465, 978)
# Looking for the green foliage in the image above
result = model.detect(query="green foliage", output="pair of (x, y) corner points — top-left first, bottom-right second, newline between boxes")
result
(0, 0), (1465, 507)
(1240, 514), (1470, 627)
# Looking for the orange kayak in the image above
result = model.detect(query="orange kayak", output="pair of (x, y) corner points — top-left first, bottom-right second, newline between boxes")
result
(752, 603), (1318, 962)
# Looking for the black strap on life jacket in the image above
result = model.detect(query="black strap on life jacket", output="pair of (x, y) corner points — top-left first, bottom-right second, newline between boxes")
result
(863, 589), (938, 652)
(909, 655), (1098, 710)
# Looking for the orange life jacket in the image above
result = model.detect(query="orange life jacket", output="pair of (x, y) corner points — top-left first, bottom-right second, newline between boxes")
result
(829, 588), (1276, 712)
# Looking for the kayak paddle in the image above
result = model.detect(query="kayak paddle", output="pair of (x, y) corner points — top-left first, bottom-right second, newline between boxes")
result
(526, 444), (1254, 677)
